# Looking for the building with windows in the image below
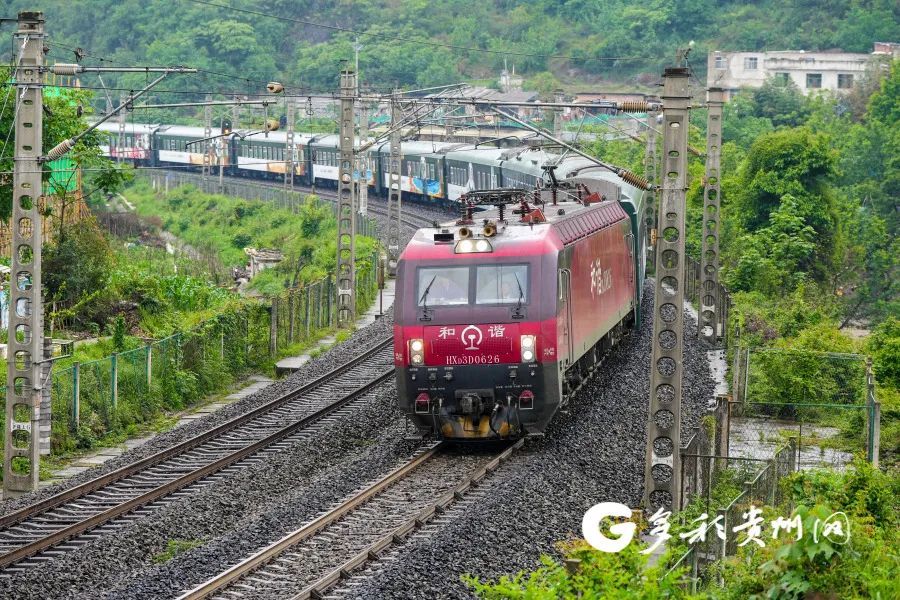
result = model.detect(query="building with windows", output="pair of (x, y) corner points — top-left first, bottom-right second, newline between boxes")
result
(707, 43), (899, 99)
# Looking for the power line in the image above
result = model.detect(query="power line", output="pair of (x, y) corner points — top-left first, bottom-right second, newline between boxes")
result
(185, 0), (652, 64)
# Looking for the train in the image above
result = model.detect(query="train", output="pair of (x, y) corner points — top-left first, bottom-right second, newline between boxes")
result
(393, 174), (648, 441)
(97, 121), (650, 441)
(96, 122), (589, 206)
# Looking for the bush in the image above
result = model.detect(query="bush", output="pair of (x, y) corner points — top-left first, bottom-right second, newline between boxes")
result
(465, 541), (700, 600)
(707, 462), (899, 599)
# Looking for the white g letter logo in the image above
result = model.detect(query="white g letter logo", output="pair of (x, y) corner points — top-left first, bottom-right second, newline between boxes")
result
(582, 502), (636, 553)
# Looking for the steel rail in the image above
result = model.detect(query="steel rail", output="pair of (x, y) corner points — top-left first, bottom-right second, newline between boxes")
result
(180, 439), (524, 600)
(0, 364), (396, 569)
(0, 337), (393, 566)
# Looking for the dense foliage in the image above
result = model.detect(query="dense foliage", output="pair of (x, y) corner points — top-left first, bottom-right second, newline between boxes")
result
(0, 67), (128, 220)
(122, 180), (379, 295)
(706, 461), (899, 599)
(3, 0), (897, 105)
(465, 541), (699, 599)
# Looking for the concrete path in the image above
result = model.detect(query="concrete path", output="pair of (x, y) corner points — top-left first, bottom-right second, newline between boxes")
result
(275, 278), (395, 375)
(39, 375), (274, 488)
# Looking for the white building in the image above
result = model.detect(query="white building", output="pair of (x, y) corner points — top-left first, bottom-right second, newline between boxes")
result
(708, 43), (899, 99)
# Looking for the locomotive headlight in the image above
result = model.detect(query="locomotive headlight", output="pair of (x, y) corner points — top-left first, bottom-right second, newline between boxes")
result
(520, 335), (536, 363)
(409, 339), (425, 365)
(455, 239), (492, 253)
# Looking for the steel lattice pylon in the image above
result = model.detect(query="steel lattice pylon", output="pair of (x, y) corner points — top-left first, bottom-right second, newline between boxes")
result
(699, 88), (724, 345)
(643, 68), (691, 512)
(335, 69), (357, 327)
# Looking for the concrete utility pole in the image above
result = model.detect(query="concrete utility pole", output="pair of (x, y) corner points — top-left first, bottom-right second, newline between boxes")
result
(386, 92), (403, 276)
(357, 101), (369, 216)
(285, 96), (295, 190)
(553, 90), (565, 138)
(202, 94), (212, 180)
(232, 96), (240, 135)
(4, 10), (45, 496)
(116, 92), (126, 164)
(644, 109), (659, 269)
(699, 88), (724, 345)
(643, 67), (690, 513)
(335, 69), (357, 328)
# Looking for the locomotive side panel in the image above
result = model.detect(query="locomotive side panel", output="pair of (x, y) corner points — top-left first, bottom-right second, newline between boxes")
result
(553, 212), (635, 371)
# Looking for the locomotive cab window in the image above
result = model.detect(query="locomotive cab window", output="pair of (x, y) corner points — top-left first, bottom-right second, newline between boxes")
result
(417, 267), (469, 306)
(476, 264), (528, 304)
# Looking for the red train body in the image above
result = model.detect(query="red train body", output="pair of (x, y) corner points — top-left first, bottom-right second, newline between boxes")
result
(394, 192), (638, 440)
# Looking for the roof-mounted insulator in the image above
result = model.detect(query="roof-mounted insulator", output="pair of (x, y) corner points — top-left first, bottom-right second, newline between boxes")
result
(616, 168), (651, 190)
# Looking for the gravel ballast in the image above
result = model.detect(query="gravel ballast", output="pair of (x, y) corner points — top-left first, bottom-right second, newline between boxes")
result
(331, 283), (716, 600)
(0, 279), (717, 600)
(0, 310), (396, 516)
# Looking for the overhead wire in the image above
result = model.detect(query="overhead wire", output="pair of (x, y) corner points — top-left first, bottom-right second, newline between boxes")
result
(0, 36), (29, 161)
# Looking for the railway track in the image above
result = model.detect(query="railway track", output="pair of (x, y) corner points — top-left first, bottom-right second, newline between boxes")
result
(0, 337), (396, 573)
(178, 439), (522, 600)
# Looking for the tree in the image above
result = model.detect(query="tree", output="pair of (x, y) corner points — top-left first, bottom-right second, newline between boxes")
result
(729, 128), (839, 287)
(43, 220), (113, 306)
(750, 77), (810, 128)
(0, 67), (128, 224)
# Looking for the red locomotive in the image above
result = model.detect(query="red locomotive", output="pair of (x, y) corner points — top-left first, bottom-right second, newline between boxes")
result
(394, 175), (648, 440)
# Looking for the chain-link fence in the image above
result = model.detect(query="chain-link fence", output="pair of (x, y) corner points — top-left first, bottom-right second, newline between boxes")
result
(666, 440), (797, 592)
(141, 171), (377, 238)
(728, 346), (881, 468)
(2, 263), (379, 458)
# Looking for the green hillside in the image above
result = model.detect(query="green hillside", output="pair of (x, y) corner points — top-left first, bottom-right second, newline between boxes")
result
(5, 0), (897, 98)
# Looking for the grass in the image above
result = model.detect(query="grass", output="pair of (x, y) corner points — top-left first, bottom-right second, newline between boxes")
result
(152, 539), (204, 564)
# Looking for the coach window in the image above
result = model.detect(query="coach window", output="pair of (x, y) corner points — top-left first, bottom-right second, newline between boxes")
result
(418, 266), (469, 306)
(476, 264), (528, 304)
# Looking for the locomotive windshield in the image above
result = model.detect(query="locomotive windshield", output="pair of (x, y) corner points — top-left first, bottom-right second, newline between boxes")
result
(475, 264), (528, 304)
(415, 264), (530, 306)
(417, 267), (469, 306)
